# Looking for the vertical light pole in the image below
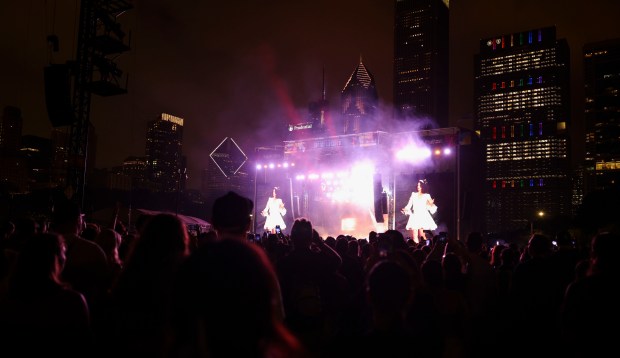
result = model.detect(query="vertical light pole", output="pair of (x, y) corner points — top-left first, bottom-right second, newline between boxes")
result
(253, 164), (259, 234)
(288, 176), (295, 220)
(127, 179), (132, 229)
(456, 128), (461, 241)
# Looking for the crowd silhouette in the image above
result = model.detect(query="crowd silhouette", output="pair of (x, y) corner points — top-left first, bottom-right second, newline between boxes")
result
(0, 189), (618, 358)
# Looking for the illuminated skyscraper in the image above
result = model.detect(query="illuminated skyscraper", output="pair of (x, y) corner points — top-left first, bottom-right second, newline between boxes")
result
(145, 113), (185, 193)
(393, 0), (449, 127)
(474, 26), (571, 234)
(341, 58), (378, 134)
(583, 38), (620, 193)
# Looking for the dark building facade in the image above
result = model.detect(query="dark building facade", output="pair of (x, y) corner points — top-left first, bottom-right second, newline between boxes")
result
(145, 113), (185, 193)
(308, 69), (332, 136)
(474, 26), (571, 235)
(0, 106), (27, 192)
(307, 96), (330, 135)
(583, 38), (620, 193)
(0, 106), (22, 150)
(393, 0), (449, 128)
(107, 156), (151, 191)
(50, 127), (70, 189)
(341, 58), (379, 134)
(121, 156), (149, 188)
(20, 135), (53, 190)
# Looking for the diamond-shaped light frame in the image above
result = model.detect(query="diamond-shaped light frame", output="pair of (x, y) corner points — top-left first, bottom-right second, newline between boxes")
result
(209, 137), (248, 178)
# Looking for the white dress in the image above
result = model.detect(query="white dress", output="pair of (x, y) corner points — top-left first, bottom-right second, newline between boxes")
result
(262, 197), (286, 231)
(403, 192), (437, 231)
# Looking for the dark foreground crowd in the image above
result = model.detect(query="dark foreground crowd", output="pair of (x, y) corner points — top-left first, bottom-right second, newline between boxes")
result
(0, 190), (617, 358)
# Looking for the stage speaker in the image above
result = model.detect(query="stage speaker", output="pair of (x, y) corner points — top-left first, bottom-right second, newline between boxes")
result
(373, 173), (384, 223)
(44, 64), (75, 127)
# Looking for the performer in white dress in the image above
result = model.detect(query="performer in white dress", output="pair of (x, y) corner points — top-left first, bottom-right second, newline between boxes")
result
(261, 187), (287, 234)
(401, 179), (437, 243)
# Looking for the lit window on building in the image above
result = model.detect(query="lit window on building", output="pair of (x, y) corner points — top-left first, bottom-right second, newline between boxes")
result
(539, 122), (543, 136)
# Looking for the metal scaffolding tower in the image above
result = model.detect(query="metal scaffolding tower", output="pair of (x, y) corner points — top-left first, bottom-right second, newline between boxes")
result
(67, 0), (132, 206)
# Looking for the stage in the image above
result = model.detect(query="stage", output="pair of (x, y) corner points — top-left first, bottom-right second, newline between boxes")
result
(252, 129), (460, 240)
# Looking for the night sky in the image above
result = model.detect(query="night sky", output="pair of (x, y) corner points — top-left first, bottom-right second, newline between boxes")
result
(2, 0), (620, 189)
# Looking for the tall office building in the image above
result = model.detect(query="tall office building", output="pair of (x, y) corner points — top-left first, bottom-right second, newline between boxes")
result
(341, 58), (379, 134)
(306, 96), (329, 135)
(393, 0), (449, 128)
(309, 68), (331, 136)
(583, 38), (620, 193)
(145, 113), (185, 193)
(474, 26), (571, 235)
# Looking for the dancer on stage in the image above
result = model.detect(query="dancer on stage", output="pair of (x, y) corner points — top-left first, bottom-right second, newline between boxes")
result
(261, 187), (287, 234)
(401, 179), (437, 243)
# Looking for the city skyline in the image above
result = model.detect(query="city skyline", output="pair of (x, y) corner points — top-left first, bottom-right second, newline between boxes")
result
(2, 0), (620, 190)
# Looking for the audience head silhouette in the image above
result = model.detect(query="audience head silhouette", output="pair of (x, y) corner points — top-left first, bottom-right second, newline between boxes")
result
(211, 191), (253, 236)
(290, 217), (313, 249)
(590, 231), (620, 274)
(366, 259), (412, 316)
(527, 233), (553, 258)
(50, 199), (83, 235)
(8, 232), (67, 296)
(170, 238), (304, 357)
